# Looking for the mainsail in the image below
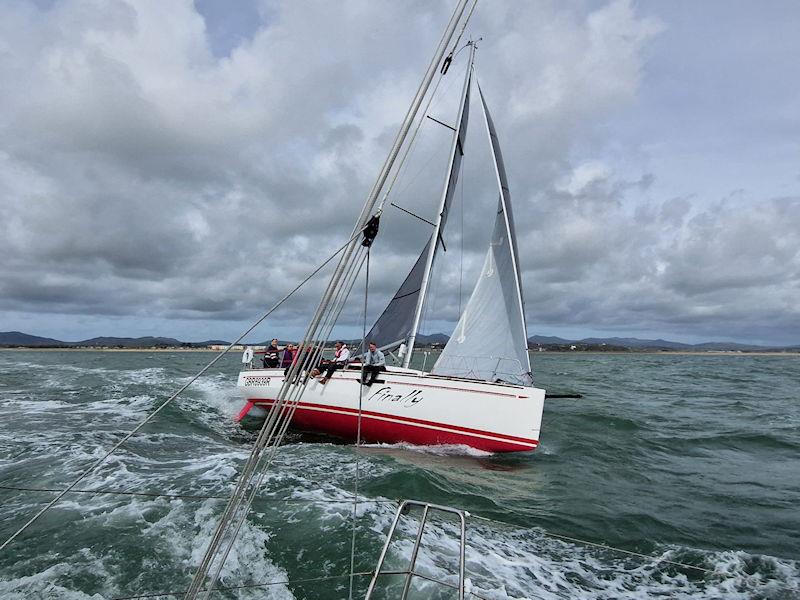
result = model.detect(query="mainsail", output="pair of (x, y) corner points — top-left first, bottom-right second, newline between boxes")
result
(402, 49), (473, 367)
(366, 45), (474, 358)
(432, 84), (532, 386)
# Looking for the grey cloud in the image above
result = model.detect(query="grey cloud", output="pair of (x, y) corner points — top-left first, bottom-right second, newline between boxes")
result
(1, 0), (798, 346)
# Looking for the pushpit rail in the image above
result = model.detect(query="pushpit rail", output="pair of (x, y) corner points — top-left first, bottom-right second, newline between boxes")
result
(365, 500), (468, 600)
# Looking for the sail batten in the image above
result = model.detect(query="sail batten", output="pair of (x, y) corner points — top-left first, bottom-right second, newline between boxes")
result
(432, 83), (532, 386)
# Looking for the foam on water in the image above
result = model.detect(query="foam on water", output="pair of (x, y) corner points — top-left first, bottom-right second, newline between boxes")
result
(0, 493), (292, 599)
(0, 560), (107, 599)
(2, 351), (798, 599)
(362, 442), (495, 458)
(357, 501), (800, 599)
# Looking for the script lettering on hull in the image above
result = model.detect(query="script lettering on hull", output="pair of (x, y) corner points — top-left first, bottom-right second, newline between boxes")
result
(367, 386), (423, 407)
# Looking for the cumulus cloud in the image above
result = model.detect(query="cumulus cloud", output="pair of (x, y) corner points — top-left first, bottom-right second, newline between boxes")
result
(0, 0), (798, 345)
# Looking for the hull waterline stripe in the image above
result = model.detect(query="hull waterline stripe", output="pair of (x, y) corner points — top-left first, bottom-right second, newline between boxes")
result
(250, 398), (538, 448)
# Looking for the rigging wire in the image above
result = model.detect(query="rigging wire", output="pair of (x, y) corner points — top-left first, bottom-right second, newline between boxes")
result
(0, 484), (399, 505)
(468, 513), (716, 575)
(110, 571), (498, 600)
(348, 249), (370, 600)
(390, 69), (461, 201)
(186, 246), (372, 599)
(440, 0), (479, 74)
(377, 35), (478, 213)
(194, 251), (371, 599)
(185, 3), (478, 593)
(458, 130), (466, 316)
(0, 227), (369, 555)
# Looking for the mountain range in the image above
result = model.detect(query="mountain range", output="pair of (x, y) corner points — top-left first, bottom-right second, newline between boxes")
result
(0, 330), (796, 351)
(0, 331), (227, 348)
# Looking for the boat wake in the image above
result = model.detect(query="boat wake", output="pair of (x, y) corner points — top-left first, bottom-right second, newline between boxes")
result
(359, 501), (800, 600)
(2, 354), (798, 599)
(361, 442), (495, 457)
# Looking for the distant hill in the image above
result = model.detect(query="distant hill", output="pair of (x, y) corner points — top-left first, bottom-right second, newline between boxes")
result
(77, 336), (183, 348)
(528, 335), (573, 345)
(0, 332), (229, 349)
(2, 330), (796, 352)
(0, 331), (69, 347)
(689, 341), (774, 351)
(416, 333), (450, 344)
(578, 337), (692, 349)
(526, 334), (791, 352)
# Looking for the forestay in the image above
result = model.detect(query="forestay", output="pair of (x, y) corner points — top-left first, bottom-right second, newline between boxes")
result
(432, 84), (532, 386)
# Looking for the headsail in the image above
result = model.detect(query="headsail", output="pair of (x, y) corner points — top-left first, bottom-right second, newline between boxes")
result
(432, 84), (532, 386)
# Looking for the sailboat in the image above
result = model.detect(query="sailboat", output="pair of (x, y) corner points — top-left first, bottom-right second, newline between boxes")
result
(235, 41), (545, 453)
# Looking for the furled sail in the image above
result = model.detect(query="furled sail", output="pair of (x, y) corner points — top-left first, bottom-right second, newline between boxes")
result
(432, 84), (532, 386)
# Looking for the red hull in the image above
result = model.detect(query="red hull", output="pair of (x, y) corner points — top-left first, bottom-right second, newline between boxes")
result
(249, 399), (538, 453)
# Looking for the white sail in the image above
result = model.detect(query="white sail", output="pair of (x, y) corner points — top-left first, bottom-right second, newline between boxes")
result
(432, 84), (532, 386)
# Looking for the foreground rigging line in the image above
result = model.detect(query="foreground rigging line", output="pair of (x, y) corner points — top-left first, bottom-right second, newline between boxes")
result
(469, 513), (716, 575)
(197, 249), (372, 598)
(0, 229), (364, 554)
(111, 571), (376, 600)
(185, 2), (476, 593)
(349, 249), (371, 600)
(112, 570), (498, 600)
(0, 484), (398, 505)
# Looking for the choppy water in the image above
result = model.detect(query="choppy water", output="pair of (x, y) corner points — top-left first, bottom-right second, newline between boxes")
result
(0, 350), (798, 599)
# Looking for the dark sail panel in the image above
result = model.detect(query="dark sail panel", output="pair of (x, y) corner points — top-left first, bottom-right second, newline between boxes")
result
(365, 237), (431, 348)
(436, 76), (470, 236)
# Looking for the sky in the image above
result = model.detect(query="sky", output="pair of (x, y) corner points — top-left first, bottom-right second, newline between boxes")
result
(1, 0), (799, 346)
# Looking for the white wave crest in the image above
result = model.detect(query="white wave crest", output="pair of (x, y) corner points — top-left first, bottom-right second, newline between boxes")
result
(362, 442), (495, 457)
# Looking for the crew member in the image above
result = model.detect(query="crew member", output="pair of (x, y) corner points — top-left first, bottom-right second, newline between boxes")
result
(318, 341), (350, 384)
(263, 338), (280, 368)
(361, 341), (386, 386)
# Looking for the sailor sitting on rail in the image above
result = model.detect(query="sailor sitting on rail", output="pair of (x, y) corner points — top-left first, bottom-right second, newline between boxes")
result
(262, 338), (280, 368)
(361, 341), (386, 386)
(316, 341), (350, 384)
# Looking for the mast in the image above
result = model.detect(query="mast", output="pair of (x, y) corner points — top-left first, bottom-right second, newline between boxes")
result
(404, 41), (476, 368)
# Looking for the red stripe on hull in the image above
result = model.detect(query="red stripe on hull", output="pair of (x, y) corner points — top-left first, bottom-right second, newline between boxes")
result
(250, 400), (538, 453)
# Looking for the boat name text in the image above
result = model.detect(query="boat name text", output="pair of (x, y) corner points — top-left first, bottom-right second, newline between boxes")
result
(367, 386), (423, 407)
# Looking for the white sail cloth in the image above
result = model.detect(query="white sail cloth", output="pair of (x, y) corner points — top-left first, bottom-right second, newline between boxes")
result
(366, 72), (472, 352)
(431, 200), (532, 385)
(432, 85), (532, 386)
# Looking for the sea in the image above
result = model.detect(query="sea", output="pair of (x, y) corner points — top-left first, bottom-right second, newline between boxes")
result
(0, 350), (798, 599)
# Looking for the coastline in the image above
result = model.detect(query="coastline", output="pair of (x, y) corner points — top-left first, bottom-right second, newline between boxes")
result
(0, 347), (217, 352)
(1, 348), (798, 356)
